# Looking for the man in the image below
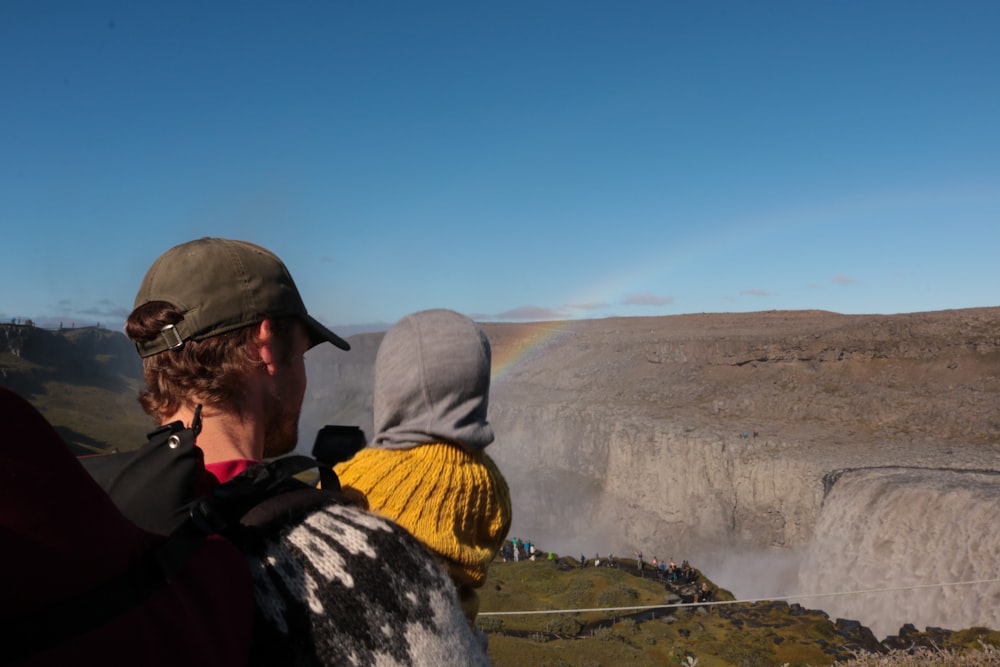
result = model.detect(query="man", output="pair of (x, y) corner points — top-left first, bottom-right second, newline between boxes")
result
(126, 237), (350, 484)
(125, 238), (490, 666)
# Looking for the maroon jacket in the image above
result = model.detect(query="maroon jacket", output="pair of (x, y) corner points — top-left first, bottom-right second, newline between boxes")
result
(0, 386), (253, 667)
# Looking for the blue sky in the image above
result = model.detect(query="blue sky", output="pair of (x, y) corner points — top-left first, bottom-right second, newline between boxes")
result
(2, 1), (998, 334)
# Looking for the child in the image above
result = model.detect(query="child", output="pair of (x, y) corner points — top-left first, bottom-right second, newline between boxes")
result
(335, 309), (512, 625)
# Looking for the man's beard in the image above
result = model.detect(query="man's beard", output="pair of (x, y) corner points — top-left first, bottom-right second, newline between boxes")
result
(261, 385), (300, 458)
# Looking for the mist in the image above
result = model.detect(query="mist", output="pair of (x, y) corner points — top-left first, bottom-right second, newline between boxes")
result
(698, 548), (804, 604)
(797, 467), (1000, 639)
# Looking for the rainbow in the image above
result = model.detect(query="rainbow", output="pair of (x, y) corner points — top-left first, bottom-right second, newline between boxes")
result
(489, 320), (580, 385)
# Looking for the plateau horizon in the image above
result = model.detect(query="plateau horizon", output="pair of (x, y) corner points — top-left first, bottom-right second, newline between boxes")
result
(6, 302), (1000, 342)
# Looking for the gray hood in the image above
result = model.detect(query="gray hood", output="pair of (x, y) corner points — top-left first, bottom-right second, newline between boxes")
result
(372, 309), (494, 452)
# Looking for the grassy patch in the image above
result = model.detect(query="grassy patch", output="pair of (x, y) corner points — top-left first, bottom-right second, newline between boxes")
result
(28, 379), (150, 453)
(479, 559), (1000, 667)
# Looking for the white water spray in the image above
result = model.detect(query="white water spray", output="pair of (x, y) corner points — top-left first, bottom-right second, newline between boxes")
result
(797, 467), (1000, 638)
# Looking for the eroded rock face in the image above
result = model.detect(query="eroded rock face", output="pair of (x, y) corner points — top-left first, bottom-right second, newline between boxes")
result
(487, 402), (827, 553)
(482, 309), (1000, 552)
(302, 307), (1000, 554)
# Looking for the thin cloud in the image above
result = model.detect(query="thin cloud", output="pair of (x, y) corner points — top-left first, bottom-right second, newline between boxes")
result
(493, 305), (568, 321)
(833, 274), (857, 286)
(567, 301), (611, 311)
(741, 289), (769, 297)
(620, 292), (675, 307)
(30, 297), (133, 330)
(328, 321), (392, 335)
(79, 299), (130, 320)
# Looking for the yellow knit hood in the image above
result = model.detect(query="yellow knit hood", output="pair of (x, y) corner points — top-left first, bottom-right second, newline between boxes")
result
(335, 443), (512, 587)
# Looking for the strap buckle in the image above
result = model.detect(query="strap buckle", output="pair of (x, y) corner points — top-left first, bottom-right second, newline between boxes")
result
(160, 324), (184, 351)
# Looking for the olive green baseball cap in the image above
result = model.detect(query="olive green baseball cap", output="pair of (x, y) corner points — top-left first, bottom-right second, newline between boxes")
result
(133, 237), (350, 358)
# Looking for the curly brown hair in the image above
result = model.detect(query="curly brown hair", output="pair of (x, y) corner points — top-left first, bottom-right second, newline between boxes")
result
(125, 301), (297, 422)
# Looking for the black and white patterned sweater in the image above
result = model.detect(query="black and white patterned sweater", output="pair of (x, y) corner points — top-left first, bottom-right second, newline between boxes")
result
(235, 489), (492, 666)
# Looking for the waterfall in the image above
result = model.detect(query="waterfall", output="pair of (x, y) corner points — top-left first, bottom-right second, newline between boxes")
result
(797, 467), (1000, 639)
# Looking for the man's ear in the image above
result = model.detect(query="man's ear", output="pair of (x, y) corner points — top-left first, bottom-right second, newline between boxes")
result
(256, 319), (279, 375)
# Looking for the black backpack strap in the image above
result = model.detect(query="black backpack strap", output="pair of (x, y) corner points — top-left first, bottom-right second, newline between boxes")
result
(192, 456), (323, 532)
(154, 455), (329, 580)
(310, 424), (366, 491)
(80, 406), (206, 536)
(318, 465), (341, 491)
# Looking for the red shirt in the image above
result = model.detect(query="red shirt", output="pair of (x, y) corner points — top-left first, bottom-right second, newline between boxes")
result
(205, 458), (259, 485)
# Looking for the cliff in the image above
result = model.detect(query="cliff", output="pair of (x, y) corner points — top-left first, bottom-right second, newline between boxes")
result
(301, 307), (1000, 636)
(304, 307), (1000, 552)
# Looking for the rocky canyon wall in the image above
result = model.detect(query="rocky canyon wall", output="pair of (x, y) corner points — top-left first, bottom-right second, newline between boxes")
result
(485, 401), (825, 555)
(300, 307), (1000, 635)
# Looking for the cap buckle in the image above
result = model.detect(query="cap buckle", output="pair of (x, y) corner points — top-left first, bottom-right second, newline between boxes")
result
(160, 324), (185, 351)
